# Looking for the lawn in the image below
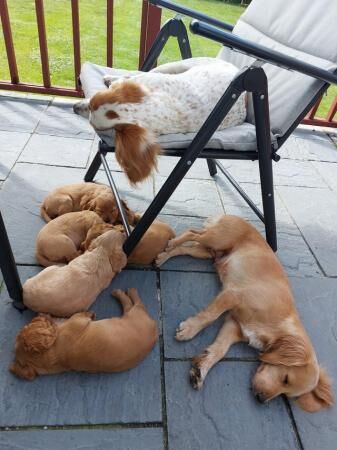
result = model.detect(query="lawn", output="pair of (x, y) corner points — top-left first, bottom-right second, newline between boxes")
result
(0, 0), (335, 117)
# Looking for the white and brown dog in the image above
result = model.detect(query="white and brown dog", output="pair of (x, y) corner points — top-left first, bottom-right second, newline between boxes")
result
(74, 58), (246, 184)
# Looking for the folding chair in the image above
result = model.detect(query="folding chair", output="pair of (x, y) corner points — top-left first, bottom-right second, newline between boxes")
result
(1, 0), (337, 309)
(80, 0), (337, 259)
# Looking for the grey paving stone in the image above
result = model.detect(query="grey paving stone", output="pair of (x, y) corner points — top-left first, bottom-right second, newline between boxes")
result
(18, 134), (93, 168)
(158, 215), (215, 273)
(277, 135), (309, 161)
(165, 361), (299, 450)
(217, 158), (327, 187)
(161, 271), (256, 359)
(0, 428), (164, 450)
(0, 267), (161, 426)
(0, 96), (49, 133)
(0, 130), (30, 180)
(277, 185), (337, 276)
(155, 176), (224, 218)
(289, 277), (337, 450)
(0, 163), (150, 264)
(157, 155), (212, 180)
(36, 101), (94, 139)
(294, 130), (337, 162)
(311, 161), (337, 192)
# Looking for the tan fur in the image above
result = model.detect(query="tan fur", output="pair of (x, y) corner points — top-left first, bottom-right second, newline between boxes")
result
(156, 215), (334, 412)
(24, 230), (127, 317)
(40, 182), (135, 225)
(10, 289), (158, 379)
(89, 80), (146, 111)
(114, 124), (160, 184)
(83, 217), (176, 265)
(36, 211), (104, 267)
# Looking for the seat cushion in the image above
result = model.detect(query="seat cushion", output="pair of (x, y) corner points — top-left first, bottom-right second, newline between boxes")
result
(217, 0), (337, 137)
(80, 62), (276, 152)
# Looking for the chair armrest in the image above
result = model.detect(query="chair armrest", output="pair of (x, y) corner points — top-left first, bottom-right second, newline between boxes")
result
(190, 20), (337, 86)
(149, 0), (234, 32)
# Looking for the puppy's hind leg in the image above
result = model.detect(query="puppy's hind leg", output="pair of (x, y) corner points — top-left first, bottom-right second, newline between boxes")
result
(156, 242), (212, 267)
(166, 229), (206, 249)
(190, 317), (243, 390)
(112, 289), (133, 313)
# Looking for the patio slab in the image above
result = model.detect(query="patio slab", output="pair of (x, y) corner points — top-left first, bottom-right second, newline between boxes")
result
(0, 267), (161, 427)
(0, 96), (49, 133)
(18, 134), (93, 168)
(165, 361), (299, 450)
(0, 131), (31, 180)
(0, 428), (164, 450)
(277, 186), (337, 276)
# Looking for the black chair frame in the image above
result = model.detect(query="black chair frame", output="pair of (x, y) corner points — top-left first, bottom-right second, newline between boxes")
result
(1, 0), (337, 309)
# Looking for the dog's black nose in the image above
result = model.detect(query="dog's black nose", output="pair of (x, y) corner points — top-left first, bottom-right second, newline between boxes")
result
(254, 392), (266, 404)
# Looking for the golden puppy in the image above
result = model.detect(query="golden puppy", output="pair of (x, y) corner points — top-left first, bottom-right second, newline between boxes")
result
(10, 289), (158, 379)
(156, 215), (334, 412)
(83, 216), (176, 265)
(24, 230), (127, 317)
(40, 182), (135, 224)
(36, 211), (104, 266)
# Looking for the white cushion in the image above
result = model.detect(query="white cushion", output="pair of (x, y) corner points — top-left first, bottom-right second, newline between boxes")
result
(80, 62), (276, 151)
(217, 0), (337, 137)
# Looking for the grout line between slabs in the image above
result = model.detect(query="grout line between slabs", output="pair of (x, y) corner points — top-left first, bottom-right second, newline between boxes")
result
(283, 397), (305, 450)
(0, 422), (163, 432)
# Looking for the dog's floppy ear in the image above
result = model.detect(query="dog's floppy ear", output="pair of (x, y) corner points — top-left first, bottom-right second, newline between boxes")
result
(121, 200), (136, 225)
(114, 124), (160, 184)
(17, 315), (58, 354)
(10, 362), (38, 380)
(109, 248), (128, 273)
(296, 368), (334, 412)
(260, 335), (310, 367)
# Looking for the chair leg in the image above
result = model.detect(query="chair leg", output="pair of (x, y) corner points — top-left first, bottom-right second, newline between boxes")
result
(84, 151), (102, 182)
(206, 159), (217, 176)
(0, 212), (25, 310)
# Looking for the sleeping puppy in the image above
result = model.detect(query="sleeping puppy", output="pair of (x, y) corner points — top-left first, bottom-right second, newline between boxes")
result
(41, 182), (135, 225)
(156, 215), (334, 412)
(24, 230), (127, 317)
(74, 57), (246, 184)
(82, 216), (176, 265)
(36, 211), (104, 266)
(10, 289), (158, 380)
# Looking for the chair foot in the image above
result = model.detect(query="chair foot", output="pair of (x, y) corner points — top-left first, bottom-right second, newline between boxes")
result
(84, 151), (102, 182)
(207, 159), (217, 176)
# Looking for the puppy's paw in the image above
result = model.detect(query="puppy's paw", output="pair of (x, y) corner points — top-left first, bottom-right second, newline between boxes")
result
(175, 319), (199, 341)
(166, 238), (178, 249)
(111, 289), (124, 299)
(155, 252), (168, 267)
(189, 365), (204, 390)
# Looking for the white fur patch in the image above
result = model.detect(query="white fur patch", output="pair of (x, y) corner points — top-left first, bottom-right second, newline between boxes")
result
(241, 327), (264, 350)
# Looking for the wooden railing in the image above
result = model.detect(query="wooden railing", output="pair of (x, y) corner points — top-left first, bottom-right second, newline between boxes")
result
(0, 0), (336, 128)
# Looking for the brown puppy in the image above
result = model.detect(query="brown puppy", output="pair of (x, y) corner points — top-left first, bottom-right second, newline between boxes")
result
(10, 289), (158, 380)
(156, 215), (334, 412)
(36, 211), (104, 266)
(24, 230), (127, 317)
(83, 217), (176, 265)
(41, 182), (135, 224)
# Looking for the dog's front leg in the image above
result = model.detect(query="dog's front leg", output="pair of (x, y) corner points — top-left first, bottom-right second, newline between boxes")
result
(166, 229), (205, 249)
(176, 288), (240, 341)
(190, 316), (243, 389)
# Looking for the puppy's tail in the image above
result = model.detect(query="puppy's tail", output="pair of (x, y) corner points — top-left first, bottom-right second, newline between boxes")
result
(40, 204), (52, 223)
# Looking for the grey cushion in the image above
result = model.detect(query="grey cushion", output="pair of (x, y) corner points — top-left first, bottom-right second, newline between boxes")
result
(80, 62), (274, 151)
(218, 0), (337, 137)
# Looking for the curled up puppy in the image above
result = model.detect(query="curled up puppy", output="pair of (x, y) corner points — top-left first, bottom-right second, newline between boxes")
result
(24, 230), (127, 317)
(41, 182), (135, 225)
(36, 211), (104, 266)
(10, 289), (158, 380)
(82, 215), (176, 265)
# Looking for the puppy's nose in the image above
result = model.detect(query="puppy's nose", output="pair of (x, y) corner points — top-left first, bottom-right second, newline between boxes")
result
(254, 392), (266, 404)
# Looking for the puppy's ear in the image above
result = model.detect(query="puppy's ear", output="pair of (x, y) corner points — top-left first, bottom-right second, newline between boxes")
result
(296, 368), (334, 412)
(10, 362), (37, 380)
(17, 315), (58, 354)
(121, 200), (136, 225)
(260, 335), (310, 367)
(115, 124), (160, 184)
(109, 249), (128, 273)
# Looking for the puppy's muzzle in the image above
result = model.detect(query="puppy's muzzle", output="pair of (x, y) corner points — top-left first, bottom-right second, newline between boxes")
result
(254, 391), (268, 404)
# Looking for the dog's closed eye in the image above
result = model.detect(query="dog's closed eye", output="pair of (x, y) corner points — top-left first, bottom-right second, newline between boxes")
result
(106, 110), (119, 120)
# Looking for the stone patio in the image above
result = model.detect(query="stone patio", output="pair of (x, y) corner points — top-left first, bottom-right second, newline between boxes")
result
(0, 92), (337, 450)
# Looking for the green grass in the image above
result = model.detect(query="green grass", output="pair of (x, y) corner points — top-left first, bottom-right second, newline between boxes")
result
(0, 0), (335, 118)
